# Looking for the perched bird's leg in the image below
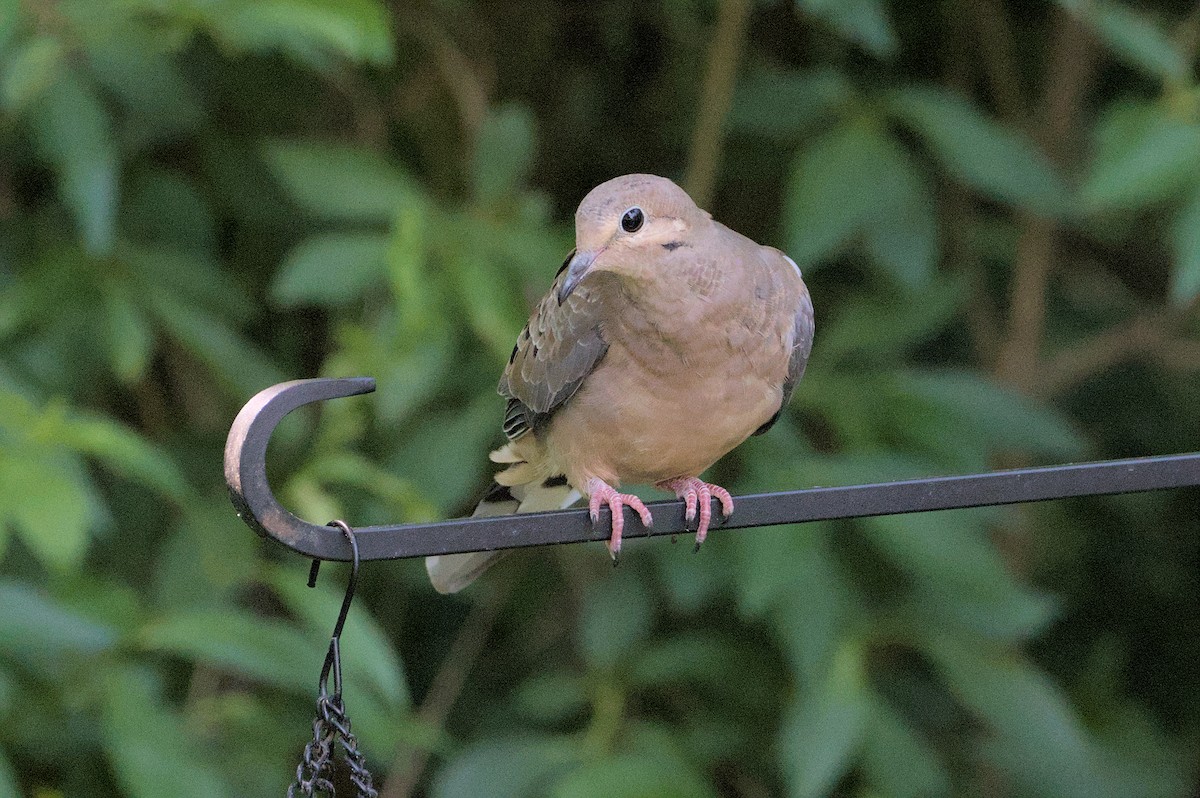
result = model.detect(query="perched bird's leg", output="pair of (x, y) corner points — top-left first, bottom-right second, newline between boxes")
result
(655, 477), (734, 551)
(586, 477), (653, 563)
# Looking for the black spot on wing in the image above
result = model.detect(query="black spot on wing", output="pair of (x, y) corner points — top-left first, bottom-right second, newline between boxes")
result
(542, 475), (568, 488)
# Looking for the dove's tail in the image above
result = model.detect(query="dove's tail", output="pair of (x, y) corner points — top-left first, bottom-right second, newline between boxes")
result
(425, 475), (579, 594)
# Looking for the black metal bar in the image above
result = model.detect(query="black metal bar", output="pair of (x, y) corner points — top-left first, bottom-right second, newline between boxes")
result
(225, 378), (1200, 562)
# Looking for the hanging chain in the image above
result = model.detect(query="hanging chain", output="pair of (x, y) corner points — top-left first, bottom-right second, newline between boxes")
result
(287, 521), (378, 798)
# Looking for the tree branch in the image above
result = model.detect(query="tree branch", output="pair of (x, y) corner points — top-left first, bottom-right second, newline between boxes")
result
(684, 0), (753, 209)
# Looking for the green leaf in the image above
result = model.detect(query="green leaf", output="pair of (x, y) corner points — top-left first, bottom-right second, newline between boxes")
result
(30, 69), (119, 254)
(101, 282), (154, 383)
(818, 277), (965, 363)
(888, 86), (1068, 215)
(1066, 0), (1185, 81)
(432, 737), (577, 798)
(101, 666), (229, 798)
(895, 370), (1086, 458)
(781, 641), (870, 798)
(861, 696), (950, 798)
(926, 638), (1106, 798)
(272, 232), (390, 307)
(262, 140), (414, 222)
(0, 749), (17, 798)
(578, 568), (653, 670)
(0, 580), (116, 662)
(553, 750), (719, 798)
(1, 34), (64, 113)
(147, 287), (287, 397)
(267, 564), (410, 709)
(1080, 104), (1200, 212)
(58, 414), (191, 503)
(139, 610), (316, 693)
(513, 673), (588, 725)
(862, 512), (1057, 640)
(797, 0), (896, 58)
(86, 34), (203, 138)
(208, 0), (393, 67)
(473, 103), (537, 204)
(731, 68), (854, 138)
(786, 121), (933, 277)
(0, 0), (19, 58)
(1171, 182), (1200, 304)
(0, 447), (93, 570)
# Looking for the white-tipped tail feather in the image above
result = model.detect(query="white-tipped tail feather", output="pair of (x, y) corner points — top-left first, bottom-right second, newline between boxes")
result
(425, 478), (579, 594)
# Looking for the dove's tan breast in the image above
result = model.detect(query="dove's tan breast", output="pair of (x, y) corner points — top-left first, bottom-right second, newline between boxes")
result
(543, 247), (802, 488)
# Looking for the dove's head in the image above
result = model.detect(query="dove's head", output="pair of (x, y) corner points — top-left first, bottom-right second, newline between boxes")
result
(559, 174), (707, 302)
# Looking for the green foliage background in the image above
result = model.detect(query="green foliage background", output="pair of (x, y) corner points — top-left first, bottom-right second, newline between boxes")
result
(1, 0), (1199, 795)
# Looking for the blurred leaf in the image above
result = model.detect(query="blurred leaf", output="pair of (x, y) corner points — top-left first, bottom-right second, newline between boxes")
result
(1064, 0), (1185, 81)
(86, 34), (203, 139)
(553, 750), (718, 798)
(432, 737), (577, 798)
(139, 610), (316, 693)
(896, 370), (1086, 458)
(818, 277), (965, 363)
(578, 567), (652, 670)
(272, 232), (390, 307)
(861, 696), (950, 798)
(0, 580), (116, 662)
(263, 140), (414, 222)
(1171, 182), (1200, 304)
(926, 638), (1106, 798)
(208, 0), (393, 67)
(389, 391), (500, 514)
(0, 447), (92, 569)
(1, 34), (64, 113)
(122, 169), (216, 254)
(1080, 104), (1200, 212)
(888, 86), (1068, 215)
(0, 0), (18, 57)
(59, 413), (191, 503)
(787, 121), (933, 279)
(781, 641), (870, 798)
(267, 564), (410, 709)
(473, 103), (537, 204)
(101, 282), (154, 382)
(30, 69), (119, 254)
(148, 287), (287, 397)
(0, 750), (16, 798)
(730, 68), (854, 138)
(101, 666), (229, 798)
(513, 673), (588, 725)
(863, 512), (1057, 640)
(797, 0), (896, 58)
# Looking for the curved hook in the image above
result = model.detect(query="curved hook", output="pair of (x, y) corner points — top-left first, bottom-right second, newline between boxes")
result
(225, 378), (376, 560)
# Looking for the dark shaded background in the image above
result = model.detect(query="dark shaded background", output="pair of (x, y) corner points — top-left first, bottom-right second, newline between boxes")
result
(1, 0), (1198, 795)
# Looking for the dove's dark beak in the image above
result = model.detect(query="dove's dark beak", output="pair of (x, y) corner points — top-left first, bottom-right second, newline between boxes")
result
(558, 249), (600, 303)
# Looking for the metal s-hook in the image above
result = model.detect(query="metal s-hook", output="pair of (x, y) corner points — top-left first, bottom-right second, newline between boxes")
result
(316, 520), (360, 699)
(290, 519), (378, 798)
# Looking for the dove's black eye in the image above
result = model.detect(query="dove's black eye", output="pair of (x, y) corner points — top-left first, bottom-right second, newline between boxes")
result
(620, 207), (644, 233)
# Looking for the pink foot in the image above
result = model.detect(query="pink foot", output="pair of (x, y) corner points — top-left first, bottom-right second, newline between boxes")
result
(587, 477), (653, 563)
(656, 477), (734, 550)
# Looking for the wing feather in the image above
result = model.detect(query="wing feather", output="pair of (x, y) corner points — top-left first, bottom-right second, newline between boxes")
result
(497, 256), (611, 440)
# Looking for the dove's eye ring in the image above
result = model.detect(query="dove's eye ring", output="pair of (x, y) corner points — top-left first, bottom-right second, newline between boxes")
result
(620, 207), (645, 233)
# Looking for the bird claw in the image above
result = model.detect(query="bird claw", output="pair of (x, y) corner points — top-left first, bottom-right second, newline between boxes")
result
(656, 477), (734, 551)
(587, 478), (653, 561)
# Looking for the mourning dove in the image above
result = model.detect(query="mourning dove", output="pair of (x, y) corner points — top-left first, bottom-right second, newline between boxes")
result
(427, 174), (814, 593)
